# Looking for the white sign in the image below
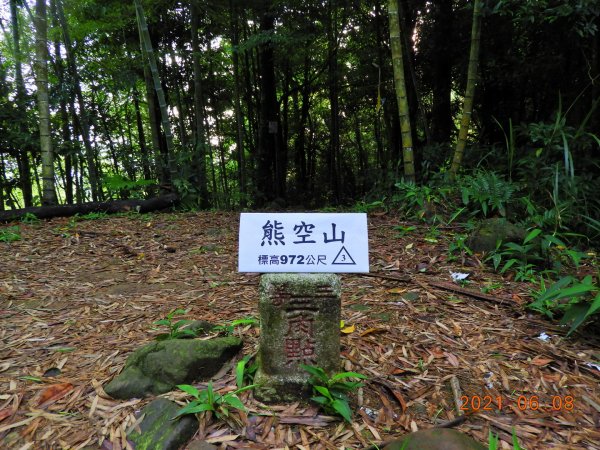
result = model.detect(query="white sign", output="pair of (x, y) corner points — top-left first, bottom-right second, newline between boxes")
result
(238, 213), (369, 273)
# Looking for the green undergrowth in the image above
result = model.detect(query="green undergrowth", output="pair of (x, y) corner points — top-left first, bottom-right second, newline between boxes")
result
(382, 168), (600, 336)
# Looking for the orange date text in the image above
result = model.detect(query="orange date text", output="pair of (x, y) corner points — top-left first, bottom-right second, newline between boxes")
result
(459, 395), (574, 412)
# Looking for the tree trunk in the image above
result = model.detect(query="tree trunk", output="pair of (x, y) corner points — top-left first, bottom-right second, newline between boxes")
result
(34, 0), (57, 205)
(132, 86), (153, 184)
(50, 0), (72, 204)
(139, 45), (167, 187)
(56, 0), (101, 201)
(373, 2), (387, 178)
(0, 194), (179, 223)
(450, 0), (483, 178)
(430, 0), (454, 144)
(327, 0), (341, 201)
(256, 1), (283, 206)
(190, 2), (210, 208)
(134, 0), (176, 186)
(10, 0), (33, 207)
(388, 0), (415, 183)
(294, 53), (311, 200)
(230, 0), (246, 207)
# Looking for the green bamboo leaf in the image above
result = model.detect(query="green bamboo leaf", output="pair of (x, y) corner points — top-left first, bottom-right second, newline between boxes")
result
(300, 364), (327, 382)
(177, 329), (198, 337)
(314, 385), (333, 401)
(206, 382), (215, 405)
(523, 228), (542, 244)
(233, 384), (258, 394)
(330, 372), (367, 383)
(236, 359), (247, 389)
(551, 283), (596, 300)
(310, 396), (329, 405)
(20, 376), (43, 383)
(331, 398), (352, 422)
(177, 384), (200, 398)
(173, 319), (193, 329)
(500, 259), (518, 273)
(174, 402), (213, 417)
(222, 394), (246, 411)
(562, 304), (589, 336)
(584, 293), (600, 319)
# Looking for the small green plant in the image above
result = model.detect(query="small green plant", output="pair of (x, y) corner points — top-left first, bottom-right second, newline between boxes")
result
(529, 275), (600, 335)
(424, 225), (441, 243)
(487, 228), (587, 282)
(236, 354), (258, 389)
(393, 224), (416, 237)
(481, 282), (502, 294)
(488, 427), (524, 449)
(21, 213), (40, 224)
(393, 181), (451, 223)
(301, 364), (367, 422)
(0, 226), (21, 242)
(447, 233), (473, 262)
(214, 317), (259, 336)
(153, 308), (197, 341)
(175, 381), (255, 419)
(353, 199), (387, 213)
(79, 212), (108, 220)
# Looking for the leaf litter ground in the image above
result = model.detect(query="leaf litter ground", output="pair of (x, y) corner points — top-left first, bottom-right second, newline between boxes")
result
(0, 212), (599, 450)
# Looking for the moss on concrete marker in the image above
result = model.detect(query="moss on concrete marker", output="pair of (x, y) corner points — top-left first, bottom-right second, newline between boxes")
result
(254, 273), (341, 403)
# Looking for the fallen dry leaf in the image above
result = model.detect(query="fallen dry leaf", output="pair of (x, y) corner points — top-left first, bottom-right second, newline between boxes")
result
(35, 383), (74, 409)
(0, 408), (13, 423)
(360, 327), (386, 337)
(341, 324), (356, 334)
(531, 357), (554, 367)
(386, 287), (406, 294)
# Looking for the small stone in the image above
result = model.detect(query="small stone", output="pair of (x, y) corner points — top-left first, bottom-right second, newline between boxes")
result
(254, 273), (341, 403)
(128, 398), (198, 450)
(466, 218), (527, 253)
(105, 336), (242, 399)
(186, 441), (218, 450)
(181, 320), (215, 337)
(42, 367), (61, 377)
(383, 428), (486, 450)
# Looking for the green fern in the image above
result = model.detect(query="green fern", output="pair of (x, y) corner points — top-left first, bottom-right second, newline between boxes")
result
(461, 171), (516, 217)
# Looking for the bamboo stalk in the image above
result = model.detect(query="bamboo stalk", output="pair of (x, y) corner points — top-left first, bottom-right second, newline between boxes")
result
(388, 0), (415, 183)
(450, 0), (483, 178)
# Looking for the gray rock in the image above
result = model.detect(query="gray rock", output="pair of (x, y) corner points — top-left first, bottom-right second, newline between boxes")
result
(185, 441), (218, 450)
(180, 321), (215, 338)
(105, 337), (243, 399)
(128, 398), (198, 450)
(466, 218), (527, 253)
(383, 428), (486, 450)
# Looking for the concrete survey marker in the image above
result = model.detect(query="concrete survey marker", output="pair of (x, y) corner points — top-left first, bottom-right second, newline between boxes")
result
(254, 273), (341, 403)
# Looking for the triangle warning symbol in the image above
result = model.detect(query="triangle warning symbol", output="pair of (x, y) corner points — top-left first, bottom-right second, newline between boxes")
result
(332, 246), (356, 265)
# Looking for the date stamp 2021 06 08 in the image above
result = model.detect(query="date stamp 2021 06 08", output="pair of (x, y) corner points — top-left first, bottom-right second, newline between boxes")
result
(460, 395), (575, 413)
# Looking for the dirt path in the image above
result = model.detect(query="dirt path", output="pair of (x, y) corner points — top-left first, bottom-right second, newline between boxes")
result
(1, 212), (598, 449)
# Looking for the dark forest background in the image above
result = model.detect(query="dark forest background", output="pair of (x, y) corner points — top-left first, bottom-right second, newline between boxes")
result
(1, 0), (599, 225)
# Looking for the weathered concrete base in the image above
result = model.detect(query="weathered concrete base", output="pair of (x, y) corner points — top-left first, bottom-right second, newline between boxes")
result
(254, 273), (341, 403)
(254, 369), (312, 403)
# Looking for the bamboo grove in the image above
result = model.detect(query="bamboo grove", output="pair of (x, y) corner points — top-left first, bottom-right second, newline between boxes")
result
(0, 0), (599, 210)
